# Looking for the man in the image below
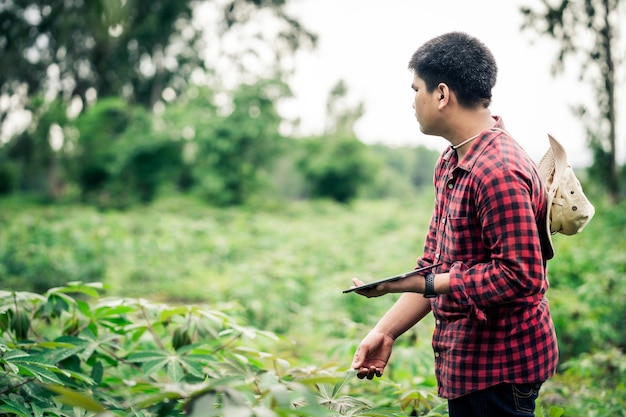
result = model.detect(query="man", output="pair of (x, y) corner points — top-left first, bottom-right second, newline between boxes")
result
(349, 32), (558, 417)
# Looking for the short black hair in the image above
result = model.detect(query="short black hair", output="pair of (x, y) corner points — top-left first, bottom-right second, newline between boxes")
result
(408, 32), (497, 108)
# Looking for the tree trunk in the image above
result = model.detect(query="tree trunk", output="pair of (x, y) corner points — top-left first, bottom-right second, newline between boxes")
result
(601, 0), (620, 202)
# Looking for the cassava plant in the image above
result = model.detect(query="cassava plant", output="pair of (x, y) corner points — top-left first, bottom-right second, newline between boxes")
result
(0, 282), (349, 416)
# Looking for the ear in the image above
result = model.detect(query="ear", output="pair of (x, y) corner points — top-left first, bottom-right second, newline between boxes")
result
(437, 83), (450, 108)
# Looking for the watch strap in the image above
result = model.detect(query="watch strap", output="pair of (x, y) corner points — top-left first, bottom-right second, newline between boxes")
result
(423, 272), (437, 298)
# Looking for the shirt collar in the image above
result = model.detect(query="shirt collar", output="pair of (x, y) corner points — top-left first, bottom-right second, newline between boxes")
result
(442, 116), (505, 172)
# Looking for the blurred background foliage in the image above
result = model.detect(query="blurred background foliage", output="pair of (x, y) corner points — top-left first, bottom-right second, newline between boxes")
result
(0, 0), (625, 416)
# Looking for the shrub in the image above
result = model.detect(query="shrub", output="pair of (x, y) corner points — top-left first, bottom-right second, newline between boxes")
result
(0, 282), (447, 416)
(0, 213), (105, 293)
(297, 135), (378, 203)
(0, 283), (334, 416)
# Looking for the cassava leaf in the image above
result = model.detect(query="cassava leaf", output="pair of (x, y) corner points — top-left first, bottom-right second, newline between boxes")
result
(127, 350), (169, 363)
(0, 403), (32, 417)
(167, 358), (184, 382)
(44, 384), (107, 412)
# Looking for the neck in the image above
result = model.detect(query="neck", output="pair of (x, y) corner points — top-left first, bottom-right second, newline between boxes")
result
(451, 133), (480, 150)
(449, 112), (496, 151)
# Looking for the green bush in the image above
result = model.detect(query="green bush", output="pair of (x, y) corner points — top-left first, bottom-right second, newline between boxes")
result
(547, 198), (626, 360)
(69, 98), (185, 209)
(297, 135), (379, 203)
(0, 283), (445, 416)
(0, 211), (105, 293)
(540, 348), (626, 417)
(0, 158), (18, 195)
(171, 82), (286, 206)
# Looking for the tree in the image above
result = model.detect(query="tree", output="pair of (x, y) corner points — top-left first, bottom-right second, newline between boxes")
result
(297, 79), (375, 203)
(297, 135), (378, 203)
(0, 0), (315, 111)
(0, 1), (194, 113)
(520, 0), (624, 202)
(68, 97), (185, 208)
(0, 0), (316, 199)
(324, 80), (365, 136)
(4, 97), (67, 198)
(170, 80), (288, 206)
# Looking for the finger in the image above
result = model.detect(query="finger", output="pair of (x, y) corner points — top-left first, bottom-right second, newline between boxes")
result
(356, 366), (383, 380)
(367, 366), (379, 380)
(351, 277), (365, 287)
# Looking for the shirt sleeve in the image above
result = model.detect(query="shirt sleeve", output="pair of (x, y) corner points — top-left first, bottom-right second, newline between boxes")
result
(447, 163), (546, 321)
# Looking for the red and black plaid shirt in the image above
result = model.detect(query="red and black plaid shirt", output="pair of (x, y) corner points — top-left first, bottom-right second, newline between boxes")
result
(417, 117), (558, 399)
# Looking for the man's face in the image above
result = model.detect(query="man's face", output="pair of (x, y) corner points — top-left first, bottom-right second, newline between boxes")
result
(411, 74), (440, 136)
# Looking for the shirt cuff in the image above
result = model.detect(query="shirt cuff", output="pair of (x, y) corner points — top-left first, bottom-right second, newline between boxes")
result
(448, 262), (487, 323)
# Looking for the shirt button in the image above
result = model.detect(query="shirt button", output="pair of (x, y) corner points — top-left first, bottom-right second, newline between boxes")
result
(435, 253), (440, 259)
(436, 319), (441, 325)
(434, 352), (440, 358)
(441, 217), (446, 224)
(447, 182), (453, 189)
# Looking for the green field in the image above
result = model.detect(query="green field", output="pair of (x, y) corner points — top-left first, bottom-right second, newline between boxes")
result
(1, 194), (624, 416)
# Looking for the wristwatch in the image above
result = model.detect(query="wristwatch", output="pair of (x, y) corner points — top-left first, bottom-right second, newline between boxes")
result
(423, 272), (437, 298)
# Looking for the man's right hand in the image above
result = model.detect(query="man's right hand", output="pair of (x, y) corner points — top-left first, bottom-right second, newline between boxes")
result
(350, 329), (395, 380)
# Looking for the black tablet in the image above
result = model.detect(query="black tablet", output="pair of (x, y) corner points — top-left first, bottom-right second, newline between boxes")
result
(342, 263), (443, 293)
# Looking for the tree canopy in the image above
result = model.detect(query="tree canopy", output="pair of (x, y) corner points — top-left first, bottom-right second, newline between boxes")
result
(0, 0), (327, 203)
(0, 0), (316, 122)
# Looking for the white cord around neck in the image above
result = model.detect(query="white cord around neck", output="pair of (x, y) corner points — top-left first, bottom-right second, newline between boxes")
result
(451, 133), (480, 150)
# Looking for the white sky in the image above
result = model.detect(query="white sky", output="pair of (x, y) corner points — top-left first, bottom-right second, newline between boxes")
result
(281, 0), (595, 166)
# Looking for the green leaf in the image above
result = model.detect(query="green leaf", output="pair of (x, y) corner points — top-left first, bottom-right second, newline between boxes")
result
(159, 305), (191, 321)
(2, 358), (19, 373)
(48, 282), (102, 298)
(58, 367), (96, 385)
(95, 304), (135, 317)
(36, 340), (82, 349)
(167, 359), (184, 382)
(142, 358), (170, 376)
(0, 402), (32, 417)
(129, 389), (185, 409)
(2, 348), (30, 360)
(39, 339), (89, 363)
(128, 350), (169, 363)
(44, 384), (107, 412)
(6, 353), (72, 383)
(178, 356), (208, 379)
(45, 292), (76, 309)
(293, 375), (347, 387)
(549, 406), (565, 417)
(5, 349), (96, 385)
(76, 299), (93, 317)
(91, 360), (104, 384)
(16, 363), (65, 384)
(31, 403), (44, 417)
(9, 353), (59, 367)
